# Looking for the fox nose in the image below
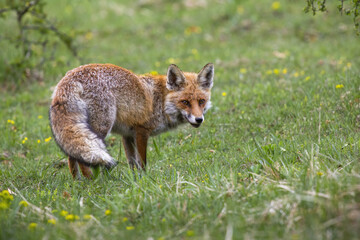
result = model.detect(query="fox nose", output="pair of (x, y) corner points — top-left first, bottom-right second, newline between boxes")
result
(195, 117), (203, 124)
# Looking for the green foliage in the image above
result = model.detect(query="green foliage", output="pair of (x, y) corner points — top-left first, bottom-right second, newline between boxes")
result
(304, 0), (360, 34)
(0, 0), (78, 87)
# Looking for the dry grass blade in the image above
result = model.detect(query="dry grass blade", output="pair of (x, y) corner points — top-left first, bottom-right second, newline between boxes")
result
(10, 183), (57, 220)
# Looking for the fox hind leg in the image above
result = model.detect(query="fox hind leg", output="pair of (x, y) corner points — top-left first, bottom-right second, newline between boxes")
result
(68, 156), (93, 179)
(78, 162), (93, 179)
(68, 156), (80, 179)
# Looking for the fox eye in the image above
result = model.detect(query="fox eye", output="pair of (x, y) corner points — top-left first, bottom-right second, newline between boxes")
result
(181, 100), (190, 106)
(199, 99), (205, 105)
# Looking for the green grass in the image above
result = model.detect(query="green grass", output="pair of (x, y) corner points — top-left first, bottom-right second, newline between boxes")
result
(1, 0), (360, 239)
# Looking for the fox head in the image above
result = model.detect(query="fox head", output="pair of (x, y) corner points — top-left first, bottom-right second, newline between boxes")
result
(165, 63), (214, 128)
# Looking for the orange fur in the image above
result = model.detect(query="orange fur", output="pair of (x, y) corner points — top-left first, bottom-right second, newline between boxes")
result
(49, 63), (214, 178)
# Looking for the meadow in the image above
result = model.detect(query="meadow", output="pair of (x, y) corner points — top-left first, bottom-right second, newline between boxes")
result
(0, 0), (359, 239)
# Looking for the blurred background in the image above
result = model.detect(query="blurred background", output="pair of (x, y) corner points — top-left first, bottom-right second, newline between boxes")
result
(0, 0), (358, 90)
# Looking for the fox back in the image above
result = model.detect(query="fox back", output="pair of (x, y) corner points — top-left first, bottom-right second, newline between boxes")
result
(49, 63), (214, 178)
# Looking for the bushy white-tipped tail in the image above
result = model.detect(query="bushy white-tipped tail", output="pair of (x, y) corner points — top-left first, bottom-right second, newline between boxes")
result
(49, 85), (116, 168)
(50, 110), (116, 167)
(78, 132), (116, 167)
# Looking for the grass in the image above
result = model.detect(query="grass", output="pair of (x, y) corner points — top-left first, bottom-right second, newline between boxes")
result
(1, 0), (360, 239)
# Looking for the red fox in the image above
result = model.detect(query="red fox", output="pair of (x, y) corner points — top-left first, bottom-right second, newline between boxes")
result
(49, 63), (214, 179)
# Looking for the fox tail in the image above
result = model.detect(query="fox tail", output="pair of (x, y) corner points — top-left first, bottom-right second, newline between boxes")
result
(49, 84), (116, 168)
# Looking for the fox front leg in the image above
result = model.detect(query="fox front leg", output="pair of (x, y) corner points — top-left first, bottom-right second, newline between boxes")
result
(122, 136), (139, 169)
(135, 127), (149, 170)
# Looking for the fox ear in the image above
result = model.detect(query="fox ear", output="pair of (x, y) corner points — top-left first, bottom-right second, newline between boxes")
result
(166, 64), (186, 91)
(198, 63), (214, 89)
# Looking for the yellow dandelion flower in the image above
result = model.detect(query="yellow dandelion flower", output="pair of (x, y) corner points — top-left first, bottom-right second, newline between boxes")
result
(282, 68), (287, 74)
(85, 32), (93, 41)
(186, 230), (195, 237)
(237, 6), (244, 14)
(150, 71), (158, 76)
(0, 191), (12, 199)
(222, 92), (227, 97)
(336, 84), (344, 89)
(48, 219), (56, 225)
(0, 202), (10, 210)
(317, 172), (323, 176)
(37, 140), (41, 143)
(45, 137), (52, 142)
(7, 120), (15, 124)
(167, 58), (176, 64)
(28, 223), (37, 230)
(304, 76), (311, 81)
(24, 137), (28, 141)
(122, 217), (128, 222)
(273, 69), (280, 75)
(19, 200), (28, 207)
(126, 226), (135, 230)
(65, 214), (79, 221)
(0, 190), (13, 209)
(240, 68), (247, 74)
(38, 115), (43, 119)
(22, 140), (26, 144)
(60, 210), (68, 216)
(105, 209), (111, 216)
(343, 62), (352, 71)
(272, 1), (281, 10)
(65, 214), (75, 221)
(84, 214), (92, 220)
